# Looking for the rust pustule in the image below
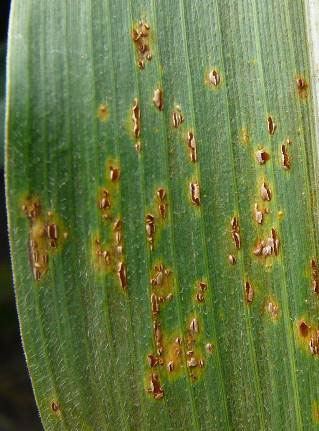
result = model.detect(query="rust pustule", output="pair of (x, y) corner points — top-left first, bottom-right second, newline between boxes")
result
(51, 401), (60, 413)
(228, 254), (236, 265)
(255, 148), (269, 165)
(117, 261), (127, 289)
(172, 106), (184, 128)
(187, 131), (197, 162)
(189, 318), (199, 333)
(309, 332), (319, 355)
(97, 103), (108, 122)
(254, 203), (264, 224)
(147, 354), (161, 368)
(267, 116), (276, 135)
(245, 281), (254, 304)
(157, 188), (166, 201)
(295, 76), (309, 99)
(147, 373), (164, 400)
(311, 259), (319, 293)
(260, 182), (271, 201)
(266, 301), (279, 319)
(190, 182), (201, 206)
(132, 98), (140, 139)
(206, 343), (213, 353)
(109, 166), (120, 181)
(46, 223), (58, 248)
(167, 361), (174, 372)
(99, 189), (111, 210)
(151, 293), (160, 316)
(208, 69), (221, 86)
(194, 281), (207, 303)
(145, 213), (155, 250)
(156, 188), (168, 219)
(281, 144), (290, 170)
(231, 216), (241, 249)
(299, 321), (310, 337)
(153, 89), (163, 111)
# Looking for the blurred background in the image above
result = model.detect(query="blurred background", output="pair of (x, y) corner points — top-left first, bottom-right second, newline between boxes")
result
(1, 2), (42, 430)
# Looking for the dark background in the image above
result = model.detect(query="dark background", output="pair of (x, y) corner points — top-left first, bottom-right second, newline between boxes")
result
(1, 2), (42, 430)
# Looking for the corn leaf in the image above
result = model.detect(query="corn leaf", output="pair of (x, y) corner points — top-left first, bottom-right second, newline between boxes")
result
(5, 0), (319, 429)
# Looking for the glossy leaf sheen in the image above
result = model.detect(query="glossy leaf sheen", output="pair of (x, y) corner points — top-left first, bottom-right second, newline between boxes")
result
(5, 1), (319, 430)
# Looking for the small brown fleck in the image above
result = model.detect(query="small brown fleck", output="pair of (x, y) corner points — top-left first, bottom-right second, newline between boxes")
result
(198, 359), (204, 368)
(117, 261), (127, 289)
(187, 131), (197, 162)
(175, 337), (182, 345)
(228, 254), (236, 265)
(208, 69), (220, 86)
(110, 166), (120, 181)
(153, 89), (163, 111)
(256, 148), (269, 165)
(267, 116), (277, 135)
(97, 103), (108, 122)
(281, 144), (290, 170)
(260, 182), (271, 201)
(190, 182), (200, 206)
(299, 321), (310, 337)
(245, 281), (254, 304)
